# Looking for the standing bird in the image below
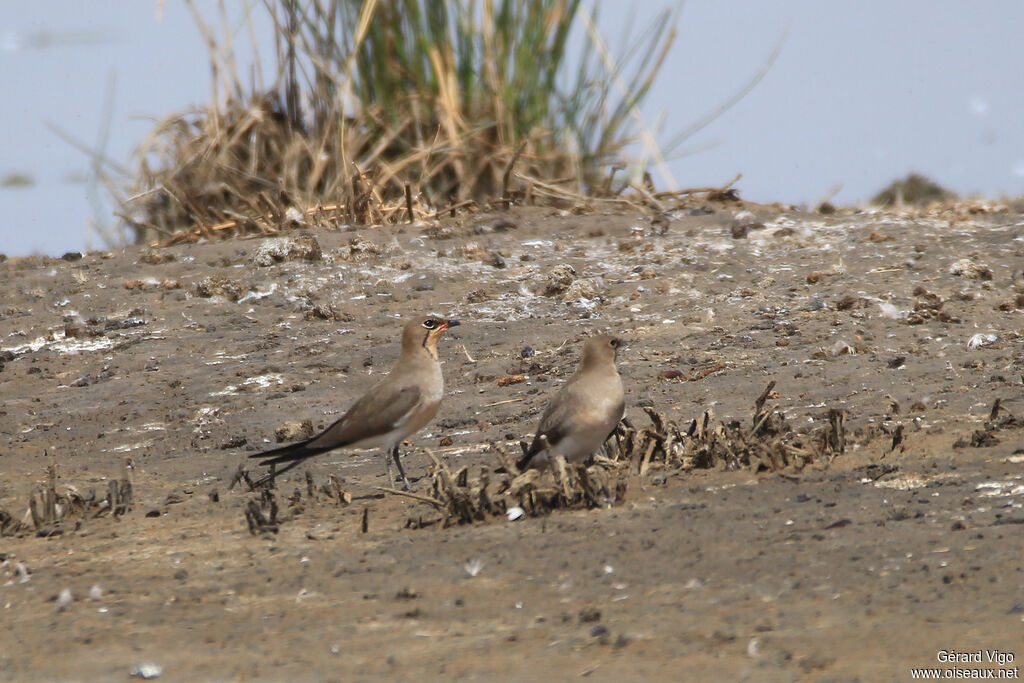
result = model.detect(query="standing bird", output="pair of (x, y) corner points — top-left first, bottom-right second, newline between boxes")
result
(249, 317), (459, 489)
(517, 335), (626, 470)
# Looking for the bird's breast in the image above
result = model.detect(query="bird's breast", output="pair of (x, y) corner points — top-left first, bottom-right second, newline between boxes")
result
(421, 364), (444, 403)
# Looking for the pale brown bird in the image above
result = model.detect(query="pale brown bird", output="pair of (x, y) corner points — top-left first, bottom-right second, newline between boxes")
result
(249, 317), (459, 488)
(517, 335), (625, 470)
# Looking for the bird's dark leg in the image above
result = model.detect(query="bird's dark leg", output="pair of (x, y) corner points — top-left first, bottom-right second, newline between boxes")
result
(392, 445), (411, 491)
(384, 452), (396, 490)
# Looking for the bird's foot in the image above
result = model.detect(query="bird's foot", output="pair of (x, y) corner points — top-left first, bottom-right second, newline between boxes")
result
(383, 474), (414, 492)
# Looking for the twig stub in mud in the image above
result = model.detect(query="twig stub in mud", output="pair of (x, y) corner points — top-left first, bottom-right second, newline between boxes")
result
(243, 489), (280, 535)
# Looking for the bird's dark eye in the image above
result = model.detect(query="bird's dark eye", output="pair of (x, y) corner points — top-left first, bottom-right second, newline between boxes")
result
(609, 338), (619, 348)
(422, 319), (437, 330)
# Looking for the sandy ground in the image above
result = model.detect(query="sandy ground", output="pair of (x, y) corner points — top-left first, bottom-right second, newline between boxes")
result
(1, 200), (1023, 681)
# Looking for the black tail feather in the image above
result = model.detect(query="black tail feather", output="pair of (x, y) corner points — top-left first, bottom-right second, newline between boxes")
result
(516, 428), (552, 471)
(248, 439), (333, 467)
(249, 458), (305, 489)
(516, 442), (541, 471)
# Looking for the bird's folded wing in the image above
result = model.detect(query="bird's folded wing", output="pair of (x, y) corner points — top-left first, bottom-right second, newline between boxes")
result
(249, 385), (423, 465)
(522, 393), (576, 459)
(307, 384), (423, 449)
(520, 390), (623, 466)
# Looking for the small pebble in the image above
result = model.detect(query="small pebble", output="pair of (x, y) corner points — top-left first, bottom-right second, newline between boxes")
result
(130, 663), (163, 679)
(55, 587), (73, 612)
(464, 558), (484, 577)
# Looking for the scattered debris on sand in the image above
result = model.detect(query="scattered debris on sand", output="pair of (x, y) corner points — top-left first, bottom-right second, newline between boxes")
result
(1, 462), (134, 538)
(372, 383), (859, 527)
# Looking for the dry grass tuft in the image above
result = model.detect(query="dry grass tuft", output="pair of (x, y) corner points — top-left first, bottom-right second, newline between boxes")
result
(118, 0), (690, 246)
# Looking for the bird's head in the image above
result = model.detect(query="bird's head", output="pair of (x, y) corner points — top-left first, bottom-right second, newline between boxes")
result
(581, 334), (625, 367)
(404, 316), (460, 359)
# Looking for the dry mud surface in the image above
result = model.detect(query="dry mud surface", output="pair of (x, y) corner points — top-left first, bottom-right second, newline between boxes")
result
(1, 202), (1023, 681)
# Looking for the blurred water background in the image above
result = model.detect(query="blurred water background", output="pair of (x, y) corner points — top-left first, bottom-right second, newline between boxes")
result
(2, 1), (1022, 256)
